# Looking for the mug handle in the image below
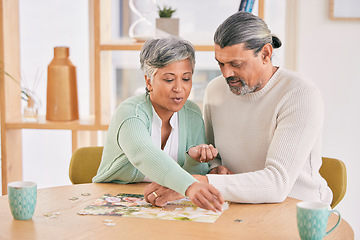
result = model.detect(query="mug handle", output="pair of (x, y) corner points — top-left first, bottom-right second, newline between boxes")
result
(325, 209), (341, 236)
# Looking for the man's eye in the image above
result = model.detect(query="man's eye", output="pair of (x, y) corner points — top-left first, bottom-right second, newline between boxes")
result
(183, 78), (191, 81)
(232, 63), (242, 68)
(164, 79), (174, 82)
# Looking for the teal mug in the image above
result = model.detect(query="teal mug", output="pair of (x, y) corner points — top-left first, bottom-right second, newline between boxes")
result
(8, 181), (37, 220)
(297, 201), (341, 240)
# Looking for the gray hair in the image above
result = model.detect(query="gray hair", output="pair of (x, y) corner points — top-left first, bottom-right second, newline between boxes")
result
(214, 12), (281, 55)
(140, 36), (195, 81)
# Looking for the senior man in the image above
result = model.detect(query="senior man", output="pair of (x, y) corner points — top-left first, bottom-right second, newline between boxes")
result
(145, 11), (332, 207)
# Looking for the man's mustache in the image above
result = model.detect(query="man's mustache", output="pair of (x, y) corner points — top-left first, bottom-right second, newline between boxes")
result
(226, 77), (246, 86)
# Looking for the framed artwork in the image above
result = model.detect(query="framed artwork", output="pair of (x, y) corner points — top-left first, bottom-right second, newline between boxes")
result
(330, 0), (360, 20)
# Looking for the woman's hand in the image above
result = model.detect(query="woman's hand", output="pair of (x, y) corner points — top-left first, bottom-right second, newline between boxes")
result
(144, 182), (184, 207)
(144, 175), (224, 212)
(209, 165), (234, 174)
(185, 181), (225, 212)
(187, 144), (218, 163)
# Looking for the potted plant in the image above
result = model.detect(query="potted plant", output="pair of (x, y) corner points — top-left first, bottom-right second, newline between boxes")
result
(156, 5), (179, 37)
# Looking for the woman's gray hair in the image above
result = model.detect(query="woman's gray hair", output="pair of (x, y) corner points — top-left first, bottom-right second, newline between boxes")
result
(140, 36), (195, 82)
(214, 12), (282, 55)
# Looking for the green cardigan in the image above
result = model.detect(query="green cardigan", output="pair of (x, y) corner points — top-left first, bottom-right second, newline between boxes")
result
(93, 93), (209, 196)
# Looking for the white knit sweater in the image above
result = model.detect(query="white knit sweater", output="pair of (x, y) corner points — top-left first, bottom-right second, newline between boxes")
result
(204, 67), (332, 204)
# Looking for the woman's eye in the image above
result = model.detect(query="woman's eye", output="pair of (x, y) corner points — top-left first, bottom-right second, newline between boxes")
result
(183, 78), (191, 81)
(164, 79), (174, 82)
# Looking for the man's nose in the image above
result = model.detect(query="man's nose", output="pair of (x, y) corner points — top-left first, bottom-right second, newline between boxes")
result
(221, 66), (234, 79)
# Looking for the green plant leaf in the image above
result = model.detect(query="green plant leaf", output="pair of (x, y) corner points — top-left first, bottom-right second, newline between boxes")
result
(157, 5), (176, 18)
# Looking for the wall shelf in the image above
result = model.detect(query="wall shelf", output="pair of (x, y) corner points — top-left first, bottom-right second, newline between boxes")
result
(100, 40), (214, 52)
(5, 116), (109, 131)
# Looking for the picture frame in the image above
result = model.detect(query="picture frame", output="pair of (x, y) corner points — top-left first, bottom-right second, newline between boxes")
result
(330, 0), (360, 20)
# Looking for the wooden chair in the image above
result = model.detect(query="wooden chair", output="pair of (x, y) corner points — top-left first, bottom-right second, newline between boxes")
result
(69, 146), (103, 184)
(319, 157), (347, 208)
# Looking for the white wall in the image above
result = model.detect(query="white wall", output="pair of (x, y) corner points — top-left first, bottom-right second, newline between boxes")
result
(19, 0), (89, 188)
(297, 0), (360, 237)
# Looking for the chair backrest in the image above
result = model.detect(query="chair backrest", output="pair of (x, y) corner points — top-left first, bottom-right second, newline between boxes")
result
(319, 157), (347, 208)
(69, 146), (104, 184)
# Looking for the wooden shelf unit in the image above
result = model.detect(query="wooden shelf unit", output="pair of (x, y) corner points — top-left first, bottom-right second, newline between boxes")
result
(1, 0), (22, 195)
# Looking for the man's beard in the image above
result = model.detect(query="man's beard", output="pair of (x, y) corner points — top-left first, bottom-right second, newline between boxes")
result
(226, 76), (261, 95)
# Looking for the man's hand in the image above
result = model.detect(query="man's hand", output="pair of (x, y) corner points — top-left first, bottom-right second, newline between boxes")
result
(185, 182), (225, 212)
(192, 174), (209, 183)
(209, 165), (234, 174)
(144, 182), (184, 207)
(187, 144), (218, 163)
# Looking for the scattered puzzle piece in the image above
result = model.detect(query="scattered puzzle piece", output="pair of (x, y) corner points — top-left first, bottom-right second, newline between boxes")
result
(103, 219), (116, 226)
(44, 212), (61, 218)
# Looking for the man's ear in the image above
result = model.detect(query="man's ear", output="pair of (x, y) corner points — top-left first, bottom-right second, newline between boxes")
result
(261, 43), (273, 63)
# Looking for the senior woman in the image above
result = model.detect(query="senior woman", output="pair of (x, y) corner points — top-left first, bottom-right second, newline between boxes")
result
(93, 36), (224, 212)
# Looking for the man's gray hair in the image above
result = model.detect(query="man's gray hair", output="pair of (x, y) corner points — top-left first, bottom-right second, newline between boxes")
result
(140, 36), (195, 81)
(214, 12), (282, 55)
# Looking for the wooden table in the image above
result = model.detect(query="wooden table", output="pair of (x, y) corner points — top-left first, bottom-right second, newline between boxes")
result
(0, 183), (354, 240)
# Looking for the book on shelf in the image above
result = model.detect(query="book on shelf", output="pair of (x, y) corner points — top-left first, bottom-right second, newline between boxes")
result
(245, 0), (255, 12)
(238, 0), (255, 13)
(238, 0), (247, 11)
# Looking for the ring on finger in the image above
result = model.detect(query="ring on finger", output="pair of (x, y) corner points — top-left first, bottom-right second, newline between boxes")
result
(152, 191), (158, 198)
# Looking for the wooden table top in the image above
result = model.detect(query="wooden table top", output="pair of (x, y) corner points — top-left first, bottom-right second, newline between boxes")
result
(0, 183), (354, 240)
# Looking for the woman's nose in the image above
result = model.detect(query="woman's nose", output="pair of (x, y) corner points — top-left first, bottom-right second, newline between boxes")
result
(173, 81), (182, 92)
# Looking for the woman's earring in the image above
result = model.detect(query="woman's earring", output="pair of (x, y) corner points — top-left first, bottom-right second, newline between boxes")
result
(145, 86), (152, 94)
(147, 86), (153, 93)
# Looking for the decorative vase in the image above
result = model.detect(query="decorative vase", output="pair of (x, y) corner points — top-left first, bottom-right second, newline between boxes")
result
(46, 47), (79, 121)
(128, 0), (156, 41)
(156, 18), (179, 38)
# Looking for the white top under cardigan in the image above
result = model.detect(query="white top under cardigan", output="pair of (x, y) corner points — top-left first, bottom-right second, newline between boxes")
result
(143, 108), (179, 182)
(151, 108), (179, 163)
(204, 67), (333, 204)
